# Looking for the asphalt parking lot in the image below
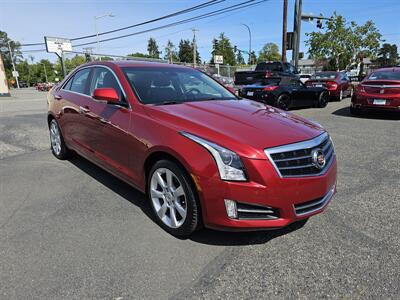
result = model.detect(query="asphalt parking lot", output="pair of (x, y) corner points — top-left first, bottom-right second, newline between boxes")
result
(1, 88), (399, 299)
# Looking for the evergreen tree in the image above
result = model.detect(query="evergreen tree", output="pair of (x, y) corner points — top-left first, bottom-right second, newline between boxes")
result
(236, 51), (245, 65)
(147, 37), (161, 59)
(178, 39), (200, 63)
(164, 40), (179, 63)
(210, 33), (236, 65)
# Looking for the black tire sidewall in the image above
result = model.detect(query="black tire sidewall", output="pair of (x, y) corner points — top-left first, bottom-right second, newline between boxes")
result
(318, 91), (329, 108)
(147, 159), (200, 237)
(277, 94), (290, 110)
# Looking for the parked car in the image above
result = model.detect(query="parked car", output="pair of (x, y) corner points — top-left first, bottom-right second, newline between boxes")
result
(306, 71), (352, 100)
(240, 77), (330, 110)
(13, 80), (28, 88)
(234, 61), (299, 90)
(299, 74), (312, 84)
(350, 67), (400, 115)
(37, 82), (54, 91)
(48, 61), (337, 237)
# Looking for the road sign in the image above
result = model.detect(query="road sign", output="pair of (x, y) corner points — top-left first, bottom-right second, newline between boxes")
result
(214, 55), (223, 64)
(12, 70), (19, 77)
(44, 36), (72, 55)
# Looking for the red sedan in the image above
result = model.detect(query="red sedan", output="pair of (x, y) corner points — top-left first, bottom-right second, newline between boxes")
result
(47, 61), (337, 237)
(351, 67), (400, 115)
(306, 71), (352, 100)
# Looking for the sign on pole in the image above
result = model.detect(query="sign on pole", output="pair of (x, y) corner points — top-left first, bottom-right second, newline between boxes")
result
(44, 36), (72, 55)
(12, 70), (19, 77)
(214, 55), (223, 64)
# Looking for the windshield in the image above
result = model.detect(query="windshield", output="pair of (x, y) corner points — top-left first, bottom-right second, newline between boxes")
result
(367, 71), (400, 80)
(122, 67), (237, 104)
(311, 72), (337, 80)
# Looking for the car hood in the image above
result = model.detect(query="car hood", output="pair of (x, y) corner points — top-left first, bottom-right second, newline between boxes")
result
(145, 99), (325, 159)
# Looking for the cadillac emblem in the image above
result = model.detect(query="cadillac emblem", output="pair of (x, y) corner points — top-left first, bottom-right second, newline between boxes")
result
(311, 148), (326, 169)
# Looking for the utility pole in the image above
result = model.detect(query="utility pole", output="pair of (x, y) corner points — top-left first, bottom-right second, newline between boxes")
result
(43, 63), (48, 82)
(94, 13), (114, 54)
(292, 0), (303, 69)
(7, 40), (19, 89)
(192, 28), (199, 67)
(282, 0), (288, 62)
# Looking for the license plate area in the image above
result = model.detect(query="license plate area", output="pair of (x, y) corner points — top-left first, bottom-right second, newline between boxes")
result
(373, 99), (386, 105)
(247, 91), (254, 96)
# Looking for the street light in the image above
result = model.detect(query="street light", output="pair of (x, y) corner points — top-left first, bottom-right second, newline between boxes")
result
(94, 13), (114, 53)
(241, 23), (252, 65)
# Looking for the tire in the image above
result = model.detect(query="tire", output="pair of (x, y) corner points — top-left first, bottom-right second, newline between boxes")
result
(276, 94), (291, 111)
(147, 159), (201, 237)
(49, 118), (70, 160)
(338, 89), (343, 101)
(350, 106), (362, 116)
(316, 91), (329, 108)
(349, 87), (354, 98)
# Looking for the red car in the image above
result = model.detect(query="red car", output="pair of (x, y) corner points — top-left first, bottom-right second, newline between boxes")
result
(351, 67), (400, 115)
(306, 71), (352, 100)
(47, 61), (337, 237)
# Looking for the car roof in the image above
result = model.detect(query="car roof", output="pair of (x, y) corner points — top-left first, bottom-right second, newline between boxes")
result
(372, 67), (400, 72)
(81, 60), (190, 70)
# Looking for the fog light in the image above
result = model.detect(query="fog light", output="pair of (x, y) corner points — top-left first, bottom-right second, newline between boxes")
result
(224, 199), (237, 219)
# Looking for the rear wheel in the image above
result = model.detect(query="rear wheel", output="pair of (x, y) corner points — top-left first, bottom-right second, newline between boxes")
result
(49, 119), (70, 160)
(147, 160), (200, 237)
(316, 91), (329, 108)
(276, 94), (291, 111)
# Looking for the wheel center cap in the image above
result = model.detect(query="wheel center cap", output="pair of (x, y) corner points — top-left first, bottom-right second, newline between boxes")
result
(165, 192), (173, 203)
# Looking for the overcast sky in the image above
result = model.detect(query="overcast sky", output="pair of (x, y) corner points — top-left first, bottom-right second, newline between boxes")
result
(1, 0), (399, 63)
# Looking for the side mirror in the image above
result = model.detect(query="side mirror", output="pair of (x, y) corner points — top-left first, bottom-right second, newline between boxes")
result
(93, 88), (119, 103)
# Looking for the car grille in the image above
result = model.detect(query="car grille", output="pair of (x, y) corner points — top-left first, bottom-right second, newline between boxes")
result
(237, 202), (279, 220)
(294, 185), (335, 216)
(264, 132), (335, 178)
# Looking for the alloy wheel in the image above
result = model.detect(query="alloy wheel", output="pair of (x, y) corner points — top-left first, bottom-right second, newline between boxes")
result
(150, 168), (187, 229)
(50, 120), (62, 155)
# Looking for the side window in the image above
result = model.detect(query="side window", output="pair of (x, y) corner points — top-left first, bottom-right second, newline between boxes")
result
(69, 68), (91, 95)
(63, 76), (73, 90)
(89, 67), (123, 100)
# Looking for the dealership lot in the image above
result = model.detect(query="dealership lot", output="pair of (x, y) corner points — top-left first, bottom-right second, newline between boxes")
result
(0, 89), (399, 299)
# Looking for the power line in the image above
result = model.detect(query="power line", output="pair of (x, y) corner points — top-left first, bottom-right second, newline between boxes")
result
(73, 0), (267, 48)
(20, 0), (225, 47)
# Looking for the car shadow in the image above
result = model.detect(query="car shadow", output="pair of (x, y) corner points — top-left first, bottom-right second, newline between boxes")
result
(332, 106), (400, 120)
(68, 155), (307, 246)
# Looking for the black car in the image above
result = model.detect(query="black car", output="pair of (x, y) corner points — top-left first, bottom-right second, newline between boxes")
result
(240, 78), (329, 110)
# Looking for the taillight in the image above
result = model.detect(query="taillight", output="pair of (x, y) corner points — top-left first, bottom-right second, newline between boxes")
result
(326, 81), (338, 90)
(264, 71), (273, 78)
(263, 85), (279, 91)
(357, 84), (365, 93)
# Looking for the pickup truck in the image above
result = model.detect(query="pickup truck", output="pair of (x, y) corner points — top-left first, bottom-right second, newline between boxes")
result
(234, 62), (299, 87)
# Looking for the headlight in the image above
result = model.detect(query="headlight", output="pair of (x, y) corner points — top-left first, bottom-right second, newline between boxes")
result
(181, 132), (247, 181)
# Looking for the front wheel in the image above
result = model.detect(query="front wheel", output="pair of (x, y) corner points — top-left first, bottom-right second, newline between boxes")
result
(147, 160), (201, 237)
(338, 89), (343, 101)
(316, 91), (329, 108)
(49, 118), (70, 160)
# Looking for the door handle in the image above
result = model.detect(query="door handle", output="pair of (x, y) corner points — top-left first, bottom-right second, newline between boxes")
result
(79, 106), (90, 114)
(54, 95), (62, 100)
(99, 117), (110, 124)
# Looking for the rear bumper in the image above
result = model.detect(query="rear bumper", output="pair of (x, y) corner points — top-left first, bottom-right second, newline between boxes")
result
(196, 156), (337, 231)
(351, 94), (400, 111)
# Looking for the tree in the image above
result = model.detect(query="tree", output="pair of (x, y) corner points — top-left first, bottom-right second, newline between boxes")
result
(127, 52), (152, 59)
(178, 39), (200, 63)
(249, 51), (257, 65)
(373, 43), (399, 67)
(147, 37), (160, 59)
(0, 30), (22, 81)
(258, 43), (281, 62)
(164, 40), (179, 63)
(210, 33), (236, 65)
(306, 13), (382, 70)
(236, 50), (245, 65)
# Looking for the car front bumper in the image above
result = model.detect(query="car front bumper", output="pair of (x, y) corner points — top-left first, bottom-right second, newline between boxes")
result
(195, 156), (337, 231)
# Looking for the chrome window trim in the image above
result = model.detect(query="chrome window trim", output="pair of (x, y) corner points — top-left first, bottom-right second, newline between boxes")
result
(294, 184), (335, 216)
(60, 64), (131, 109)
(362, 84), (400, 88)
(264, 132), (335, 178)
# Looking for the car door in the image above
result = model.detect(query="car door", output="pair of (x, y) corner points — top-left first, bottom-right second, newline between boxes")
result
(342, 73), (351, 96)
(57, 67), (93, 154)
(86, 66), (136, 181)
(289, 79), (309, 107)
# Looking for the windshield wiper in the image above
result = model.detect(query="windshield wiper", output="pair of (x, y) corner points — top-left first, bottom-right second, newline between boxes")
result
(155, 100), (180, 106)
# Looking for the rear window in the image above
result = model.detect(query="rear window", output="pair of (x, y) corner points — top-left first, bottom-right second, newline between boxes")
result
(311, 72), (336, 80)
(255, 62), (283, 72)
(368, 71), (400, 80)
